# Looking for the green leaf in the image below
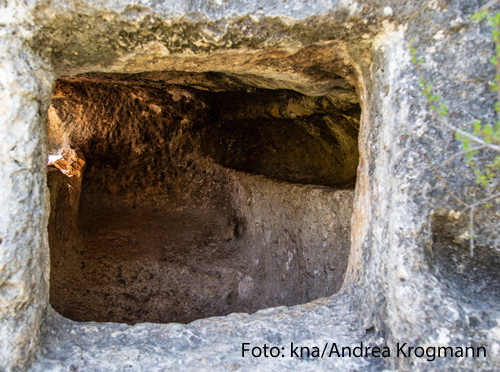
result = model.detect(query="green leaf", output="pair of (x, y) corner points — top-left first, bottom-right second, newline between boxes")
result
(473, 9), (489, 22)
(484, 125), (493, 142)
(474, 120), (482, 134)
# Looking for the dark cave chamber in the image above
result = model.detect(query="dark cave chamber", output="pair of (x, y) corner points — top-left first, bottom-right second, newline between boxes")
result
(47, 71), (360, 324)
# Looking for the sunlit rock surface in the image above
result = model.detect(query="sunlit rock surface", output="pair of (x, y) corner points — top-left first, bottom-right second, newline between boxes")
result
(0, 0), (499, 371)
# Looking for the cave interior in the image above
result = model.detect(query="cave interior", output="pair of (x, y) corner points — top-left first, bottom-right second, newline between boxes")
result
(47, 71), (360, 324)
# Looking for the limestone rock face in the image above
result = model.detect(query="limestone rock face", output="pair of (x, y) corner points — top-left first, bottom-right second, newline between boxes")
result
(0, 0), (499, 371)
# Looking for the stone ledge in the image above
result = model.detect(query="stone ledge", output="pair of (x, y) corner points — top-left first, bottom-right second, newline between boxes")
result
(32, 294), (372, 372)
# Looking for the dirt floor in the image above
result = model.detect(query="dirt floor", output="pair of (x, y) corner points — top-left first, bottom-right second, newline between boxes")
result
(72, 205), (243, 324)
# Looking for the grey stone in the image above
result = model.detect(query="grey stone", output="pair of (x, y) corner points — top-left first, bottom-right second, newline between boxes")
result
(0, 0), (499, 371)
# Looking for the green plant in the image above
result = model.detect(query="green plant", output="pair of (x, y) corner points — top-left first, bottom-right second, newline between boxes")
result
(409, 1), (500, 257)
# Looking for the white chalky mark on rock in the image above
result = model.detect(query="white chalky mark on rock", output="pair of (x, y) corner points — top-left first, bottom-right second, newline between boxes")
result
(237, 276), (254, 299)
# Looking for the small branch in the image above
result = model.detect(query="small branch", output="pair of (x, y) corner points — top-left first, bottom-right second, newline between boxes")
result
(479, 0), (500, 12)
(411, 38), (500, 259)
(463, 191), (500, 210)
(412, 51), (500, 152)
(442, 145), (488, 165)
(431, 111), (500, 152)
(424, 151), (480, 258)
(422, 152), (471, 208)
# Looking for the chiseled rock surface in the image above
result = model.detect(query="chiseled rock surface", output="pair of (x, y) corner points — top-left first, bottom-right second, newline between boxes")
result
(0, 0), (499, 371)
(32, 296), (373, 372)
(0, 24), (53, 372)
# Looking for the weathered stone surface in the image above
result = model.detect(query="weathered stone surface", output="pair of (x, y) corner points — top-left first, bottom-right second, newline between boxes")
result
(0, 0), (499, 371)
(31, 295), (370, 372)
(0, 35), (54, 372)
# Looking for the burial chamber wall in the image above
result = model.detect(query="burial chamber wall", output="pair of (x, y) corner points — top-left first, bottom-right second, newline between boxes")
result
(46, 73), (358, 324)
(1, 0), (500, 371)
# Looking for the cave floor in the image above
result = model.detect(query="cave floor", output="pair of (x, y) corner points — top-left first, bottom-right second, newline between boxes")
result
(52, 206), (249, 324)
